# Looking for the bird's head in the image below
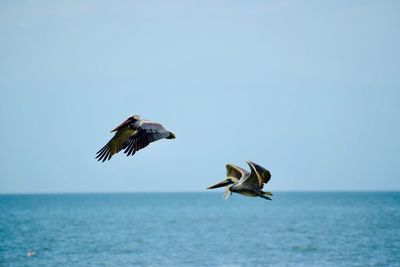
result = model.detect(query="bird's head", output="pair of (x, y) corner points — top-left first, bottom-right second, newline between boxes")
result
(228, 185), (237, 193)
(110, 115), (141, 132)
(130, 114), (140, 121)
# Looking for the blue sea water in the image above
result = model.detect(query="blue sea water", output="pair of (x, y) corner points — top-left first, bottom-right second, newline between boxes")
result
(0, 192), (399, 267)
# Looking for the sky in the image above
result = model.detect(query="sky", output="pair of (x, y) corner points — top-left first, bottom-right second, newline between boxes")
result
(0, 0), (399, 193)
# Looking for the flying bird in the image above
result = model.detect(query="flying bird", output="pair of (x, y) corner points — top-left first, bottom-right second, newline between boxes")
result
(207, 160), (272, 200)
(96, 115), (175, 162)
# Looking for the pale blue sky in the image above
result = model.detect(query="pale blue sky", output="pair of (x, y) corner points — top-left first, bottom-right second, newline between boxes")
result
(0, 0), (399, 193)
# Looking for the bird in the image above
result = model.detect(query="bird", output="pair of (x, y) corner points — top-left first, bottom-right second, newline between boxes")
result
(207, 160), (273, 200)
(96, 115), (175, 162)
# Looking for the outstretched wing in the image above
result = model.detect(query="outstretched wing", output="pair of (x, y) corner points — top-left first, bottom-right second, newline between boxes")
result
(239, 160), (263, 190)
(226, 164), (249, 181)
(250, 161), (271, 189)
(96, 127), (134, 162)
(123, 121), (170, 156)
(241, 161), (272, 189)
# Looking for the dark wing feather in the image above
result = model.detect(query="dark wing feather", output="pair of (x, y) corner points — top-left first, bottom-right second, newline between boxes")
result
(226, 164), (249, 181)
(240, 161), (263, 190)
(123, 121), (170, 156)
(96, 127), (134, 162)
(261, 170), (271, 185)
(250, 162), (271, 189)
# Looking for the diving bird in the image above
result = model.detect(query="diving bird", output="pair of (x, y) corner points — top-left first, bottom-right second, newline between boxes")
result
(96, 115), (175, 162)
(207, 160), (273, 200)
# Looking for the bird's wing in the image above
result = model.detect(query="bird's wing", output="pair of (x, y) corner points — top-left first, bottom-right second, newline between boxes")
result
(226, 164), (250, 181)
(262, 169), (271, 184)
(240, 161), (263, 189)
(250, 162), (271, 189)
(96, 126), (135, 162)
(123, 121), (170, 156)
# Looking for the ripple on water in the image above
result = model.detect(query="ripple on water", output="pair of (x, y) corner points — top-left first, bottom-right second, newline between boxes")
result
(0, 192), (399, 267)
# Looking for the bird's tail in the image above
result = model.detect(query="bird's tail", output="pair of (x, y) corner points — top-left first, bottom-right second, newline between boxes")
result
(166, 131), (176, 139)
(260, 191), (273, 200)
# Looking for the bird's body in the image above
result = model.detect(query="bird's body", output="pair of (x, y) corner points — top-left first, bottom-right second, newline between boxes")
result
(207, 161), (272, 200)
(96, 115), (175, 162)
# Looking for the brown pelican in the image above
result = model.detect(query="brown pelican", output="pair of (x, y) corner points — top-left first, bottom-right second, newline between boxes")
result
(96, 115), (175, 162)
(207, 160), (273, 200)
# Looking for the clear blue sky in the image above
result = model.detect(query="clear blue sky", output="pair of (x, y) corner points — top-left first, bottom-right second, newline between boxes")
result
(0, 0), (399, 193)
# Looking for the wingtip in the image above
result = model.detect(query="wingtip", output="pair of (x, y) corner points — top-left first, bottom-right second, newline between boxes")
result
(245, 160), (254, 168)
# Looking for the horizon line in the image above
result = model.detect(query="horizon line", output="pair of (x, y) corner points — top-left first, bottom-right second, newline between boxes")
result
(1, 190), (400, 195)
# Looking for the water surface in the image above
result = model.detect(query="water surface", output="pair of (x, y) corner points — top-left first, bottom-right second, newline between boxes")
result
(1, 192), (399, 266)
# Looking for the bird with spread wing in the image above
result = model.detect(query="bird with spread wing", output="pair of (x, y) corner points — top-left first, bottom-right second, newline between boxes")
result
(207, 160), (273, 200)
(96, 115), (175, 162)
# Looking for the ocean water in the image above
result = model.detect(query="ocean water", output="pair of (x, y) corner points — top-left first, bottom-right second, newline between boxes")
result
(0, 192), (399, 267)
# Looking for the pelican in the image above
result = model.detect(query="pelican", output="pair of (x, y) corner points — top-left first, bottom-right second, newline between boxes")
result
(207, 161), (272, 200)
(96, 115), (175, 162)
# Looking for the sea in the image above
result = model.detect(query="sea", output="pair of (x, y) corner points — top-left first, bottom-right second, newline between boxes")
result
(0, 192), (399, 267)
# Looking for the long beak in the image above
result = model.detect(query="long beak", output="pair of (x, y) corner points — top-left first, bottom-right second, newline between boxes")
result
(207, 179), (234, 189)
(110, 118), (132, 133)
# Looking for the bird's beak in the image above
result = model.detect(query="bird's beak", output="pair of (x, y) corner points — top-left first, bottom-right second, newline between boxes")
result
(110, 118), (131, 133)
(207, 179), (233, 189)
